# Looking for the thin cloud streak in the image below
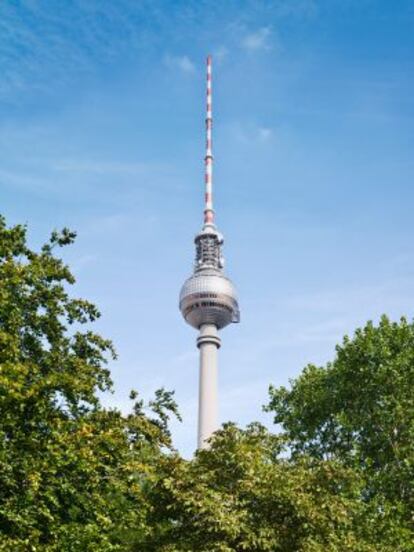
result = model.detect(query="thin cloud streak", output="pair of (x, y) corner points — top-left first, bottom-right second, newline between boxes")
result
(226, 121), (276, 145)
(164, 54), (196, 74)
(242, 27), (272, 51)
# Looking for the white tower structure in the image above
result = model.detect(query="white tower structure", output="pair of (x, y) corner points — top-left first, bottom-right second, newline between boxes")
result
(179, 56), (240, 449)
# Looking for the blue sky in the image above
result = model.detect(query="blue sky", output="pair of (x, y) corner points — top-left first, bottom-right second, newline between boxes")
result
(1, 0), (414, 455)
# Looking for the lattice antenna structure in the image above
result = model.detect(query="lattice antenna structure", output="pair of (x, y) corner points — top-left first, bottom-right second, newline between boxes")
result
(204, 54), (214, 226)
(179, 56), (240, 450)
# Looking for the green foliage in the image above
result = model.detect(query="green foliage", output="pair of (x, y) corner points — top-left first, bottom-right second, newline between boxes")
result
(0, 216), (179, 551)
(141, 423), (381, 551)
(266, 316), (414, 548)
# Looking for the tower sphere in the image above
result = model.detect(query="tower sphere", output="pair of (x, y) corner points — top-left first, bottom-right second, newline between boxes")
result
(179, 268), (239, 330)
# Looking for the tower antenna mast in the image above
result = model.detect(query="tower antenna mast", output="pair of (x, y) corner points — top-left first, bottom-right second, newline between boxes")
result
(204, 54), (214, 226)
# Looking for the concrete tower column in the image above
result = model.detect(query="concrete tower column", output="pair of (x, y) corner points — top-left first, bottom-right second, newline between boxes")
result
(196, 323), (221, 449)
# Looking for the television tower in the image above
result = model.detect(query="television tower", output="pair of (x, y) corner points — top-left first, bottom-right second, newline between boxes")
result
(179, 56), (240, 450)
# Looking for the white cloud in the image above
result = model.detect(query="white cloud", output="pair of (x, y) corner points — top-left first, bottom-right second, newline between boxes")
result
(242, 27), (272, 51)
(0, 2), (151, 100)
(258, 127), (273, 141)
(228, 122), (275, 145)
(164, 54), (195, 74)
(214, 46), (229, 64)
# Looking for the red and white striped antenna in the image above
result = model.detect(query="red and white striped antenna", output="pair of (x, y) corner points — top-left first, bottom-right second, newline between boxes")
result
(204, 55), (214, 226)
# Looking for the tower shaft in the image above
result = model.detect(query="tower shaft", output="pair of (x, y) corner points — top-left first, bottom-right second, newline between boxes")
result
(197, 324), (220, 449)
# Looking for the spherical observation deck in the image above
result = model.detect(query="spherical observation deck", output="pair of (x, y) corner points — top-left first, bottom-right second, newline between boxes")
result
(179, 268), (240, 330)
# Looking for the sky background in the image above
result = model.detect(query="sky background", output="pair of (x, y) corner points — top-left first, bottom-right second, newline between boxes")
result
(1, 0), (413, 456)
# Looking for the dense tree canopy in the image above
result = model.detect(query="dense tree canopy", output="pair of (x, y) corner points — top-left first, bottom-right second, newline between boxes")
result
(0, 215), (413, 551)
(266, 316), (414, 548)
(141, 423), (381, 551)
(0, 216), (179, 551)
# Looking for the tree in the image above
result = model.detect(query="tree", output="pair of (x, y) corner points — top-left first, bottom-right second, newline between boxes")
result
(141, 423), (381, 552)
(0, 216), (179, 551)
(266, 316), (414, 548)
